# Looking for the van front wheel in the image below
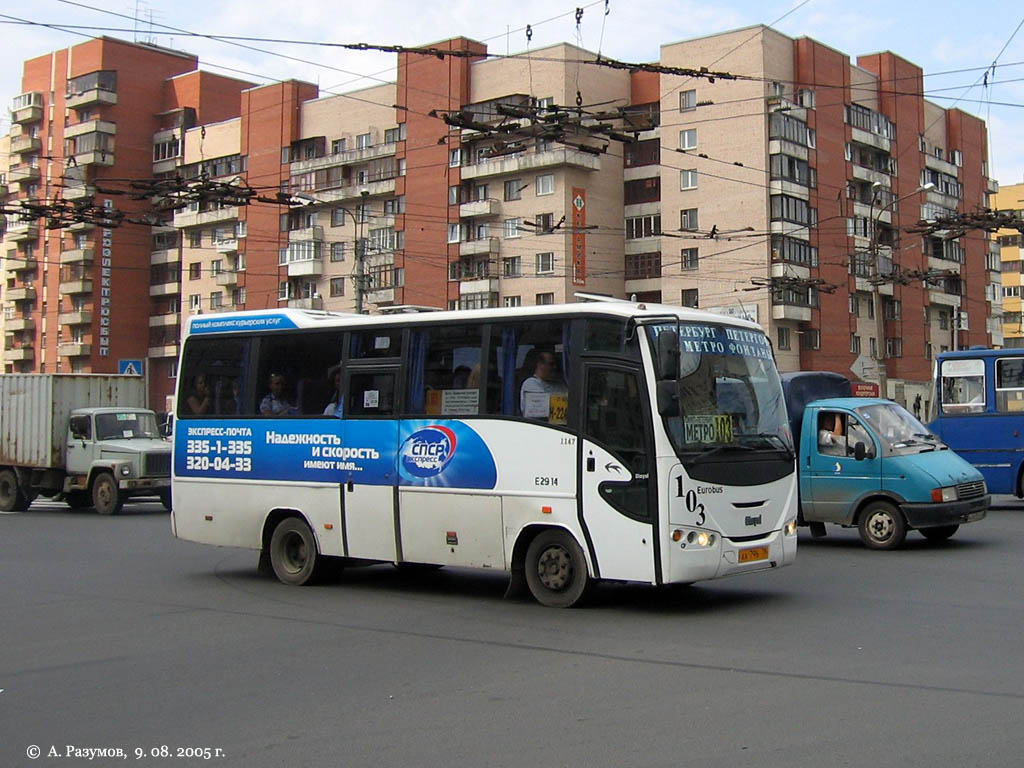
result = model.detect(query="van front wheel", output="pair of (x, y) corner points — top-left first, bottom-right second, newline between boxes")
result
(858, 501), (906, 550)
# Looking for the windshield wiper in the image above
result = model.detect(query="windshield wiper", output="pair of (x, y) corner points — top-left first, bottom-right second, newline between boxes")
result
(743, 432), (795, 459)
(682, 443), (757, 463)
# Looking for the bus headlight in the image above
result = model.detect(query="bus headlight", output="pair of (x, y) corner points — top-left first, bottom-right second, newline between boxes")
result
(785, 518), (798, 536)
(930, 486), (956, 503)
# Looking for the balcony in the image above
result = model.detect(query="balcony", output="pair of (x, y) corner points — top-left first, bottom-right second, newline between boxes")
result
(366, 287), (395, 305)
(850, 164), (890, 187)
(65, 88), (117, 109)
(149, 312), (179, 328)
(928, 289), (961, 307)
(460, 148), (601, 180)
(148, 343), (179, 358)
(290, 142), (398, 174)
(58, 342), (91, 357)
(8, 165), (41, 184)
(851, 201), (892, 226)
(10, 134), (41, 154)
(459, 237), (500, 257)
(152, 157), (184, 175)
(3, 347), (34, 362)
(215, 271), (240, 287)
(287, 297), (324, 310)
(60, 278), (93, 295)
(460, 277), (501, 294)
(460, 199), (501, 218)
(214, 238), (238, 253)
(850, 126), (890, 153)
(287, 257), (324, 278)
(288, 225), (323, 243)
(64, 119), (116, 139)
(924, 153), (958, 177)
(4, 316), (34, 332)
(149, 280), (179, 297)
(309, 178), (396, 204)
(173, 205), (239, 229)
(771, 303), (812, 322)
(73, 150), (115, 167)
(11, 93), (43, 124)
(5, 257), (37, 274)
(63, 182), (95, 201)
(5, 218), (36, 241)
(6, 286), (36, 302)
(150, 248), (177, 265)
(988, 178), (1000, 195)
(59, 310), (93, 326)
(66, 220), (95, 233)
(60, 248), (94, 265)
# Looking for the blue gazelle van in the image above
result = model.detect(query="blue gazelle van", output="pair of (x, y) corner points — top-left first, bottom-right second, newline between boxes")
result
(783, 373), (989, 549)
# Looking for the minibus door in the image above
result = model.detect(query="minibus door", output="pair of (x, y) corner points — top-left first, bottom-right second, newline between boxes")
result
(580, 364), (657, 583)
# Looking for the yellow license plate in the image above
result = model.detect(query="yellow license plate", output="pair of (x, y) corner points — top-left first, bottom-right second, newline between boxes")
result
(738, 546), (769, 563)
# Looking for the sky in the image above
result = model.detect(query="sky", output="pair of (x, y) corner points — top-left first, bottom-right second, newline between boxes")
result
(2, 0), (1023, 188)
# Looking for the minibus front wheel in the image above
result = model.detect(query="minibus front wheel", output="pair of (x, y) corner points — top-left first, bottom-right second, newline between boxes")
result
(857, 500), (907, 550)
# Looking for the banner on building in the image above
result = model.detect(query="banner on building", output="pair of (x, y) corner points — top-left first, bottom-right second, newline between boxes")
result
(571, 188), (586, 285)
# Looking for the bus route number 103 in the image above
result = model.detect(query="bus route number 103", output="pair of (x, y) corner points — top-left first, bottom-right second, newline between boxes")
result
(675, 477), (706, 526)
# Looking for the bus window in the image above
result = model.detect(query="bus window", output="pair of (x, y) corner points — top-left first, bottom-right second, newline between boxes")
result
(584, 318), (638, 358)
(177, 336), (252, 418)
(348, 371), (396, 416)
(488, 319), (570, 422)
(256, 331), (344, 416)
(997, 358), (1024, 413)
(939, 358), (986, 414)
(406, 325), (482, 416)
(350, 328), (402, 360)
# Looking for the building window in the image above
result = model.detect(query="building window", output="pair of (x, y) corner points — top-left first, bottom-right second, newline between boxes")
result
(536, 174), (554, 196)
(331, 138), (346, 154)
(680, 169), (698, 190)
(449, 186), (461, 206)
(447, 224), (461, 244)
(383, 196), (405, 215)
(503, 256), (522, 277)
(802, 329), (820, 350)
(681, 248), (698, 271)
(384, 127), (399, 144)
(330, 277), (346, 297)
(624, 177), (660, 205)
(680, 208), (699, 231)
(188, 262), (201, 280)
(535, 213), (554, 234)
(449, 148), (461, 167)
(680, 89), (697, 112)
(777, 326), (791, 350)
(504, 179), (524, 201)
(209, 292), (223, 310)
(331, 242), (346, 262)
(679, 129), (697, 150)
(681, 288), (699, 308)
(503, 295), (522, 307)
(626, 214), (660, 239)
(536, 252), (554, 274)
(356, 133), (372, 149)
(503, 218), (522, 239)
(536, 292), (555, 305)
(850, 295), (859, 316)
(189, 231), (202, 248)
(886, 337), (903, 357)
(232, 287), (246, 305)
(189, 294), (201, 311)
(850, 334), (861, 354)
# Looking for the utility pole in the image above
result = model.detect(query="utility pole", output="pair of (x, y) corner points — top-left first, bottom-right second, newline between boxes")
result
(354, 188), (370, 314)
(868, 182), (933, 400)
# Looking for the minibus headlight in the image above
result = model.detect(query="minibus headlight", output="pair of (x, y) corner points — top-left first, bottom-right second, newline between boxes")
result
(930, 486), (956, 503)
(785, 518), (798, 536)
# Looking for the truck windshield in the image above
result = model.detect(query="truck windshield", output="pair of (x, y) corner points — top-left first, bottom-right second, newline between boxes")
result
(95, 412), (160, 440)
(855, 403), (943, 454)
(647, 322), (791, 458)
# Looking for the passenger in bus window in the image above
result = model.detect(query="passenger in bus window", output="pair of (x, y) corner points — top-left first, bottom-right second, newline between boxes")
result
(520, 349), (567, 421)
(185, 374), (212, 415)
(219, 378), (242, 415)
(260, 373), (297, 416)
(323, 365), (343, 417)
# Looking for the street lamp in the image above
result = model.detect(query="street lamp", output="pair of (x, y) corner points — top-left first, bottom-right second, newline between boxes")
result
(868, 181), (934, 398)
(290, 187), (370, 313)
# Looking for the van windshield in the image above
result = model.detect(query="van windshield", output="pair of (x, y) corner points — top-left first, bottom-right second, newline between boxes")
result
(855, 403), (943, 454)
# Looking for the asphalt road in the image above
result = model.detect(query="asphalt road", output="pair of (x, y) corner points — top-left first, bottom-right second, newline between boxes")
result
(3, 496), (1024, 768)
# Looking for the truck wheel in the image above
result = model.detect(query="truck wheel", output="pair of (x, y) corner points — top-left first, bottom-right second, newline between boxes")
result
(269, 517), (323, 586)
(920, 524), (959, 542)
(92, 473), (123, 516)
(857, 500), (907, 550)
(0, 469), (28, 512)
(159, 489), (172, 512)
(524, 529), (592, 608)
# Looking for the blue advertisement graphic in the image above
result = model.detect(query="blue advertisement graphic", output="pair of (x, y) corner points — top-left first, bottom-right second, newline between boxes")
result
(176, 418), (497, 489)
(189, 313), (299, 335)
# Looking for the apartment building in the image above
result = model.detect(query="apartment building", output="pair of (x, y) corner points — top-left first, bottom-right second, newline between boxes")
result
(995, 182), (1023, 347)
(1, 36), (253, 409)
(4, 27), (997, 412)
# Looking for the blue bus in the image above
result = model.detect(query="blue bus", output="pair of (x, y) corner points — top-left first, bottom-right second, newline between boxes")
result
(930, 347), (1024, 496)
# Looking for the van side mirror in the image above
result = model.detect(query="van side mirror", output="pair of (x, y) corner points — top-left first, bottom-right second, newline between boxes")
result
(657, 381), (679, 416)
(656, 330), (679, 380)
(69, 415), (91, 440)
(853, 441), (866, 461)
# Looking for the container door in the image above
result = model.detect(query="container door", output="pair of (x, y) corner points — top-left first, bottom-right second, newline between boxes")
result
(806, 411), (880, 523)
(580, 364), (656, 583)
(341, 366), (400, 561)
